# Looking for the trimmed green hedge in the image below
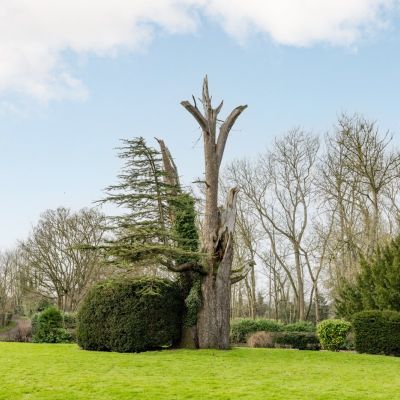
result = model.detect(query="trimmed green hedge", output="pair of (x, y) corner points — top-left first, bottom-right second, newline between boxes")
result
(317, 319), (352, 351)
(230, 319), (317, 343)
(77, 277), (183, 353)
(284, 321), (315, 333)
(230, 319), (284, 343)
(353, 310), (400, 356)
(275, 332), (320, 350)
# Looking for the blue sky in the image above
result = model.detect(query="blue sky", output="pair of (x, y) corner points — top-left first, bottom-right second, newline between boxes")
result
(1, 1), (400, 248)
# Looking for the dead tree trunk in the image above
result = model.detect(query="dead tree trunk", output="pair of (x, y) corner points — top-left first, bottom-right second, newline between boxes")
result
(181, 76), (247, 349)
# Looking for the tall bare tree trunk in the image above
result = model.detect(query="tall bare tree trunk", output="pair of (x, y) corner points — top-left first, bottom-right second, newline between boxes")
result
(182, 76), (247, 349)
(250, 265), (256, 318)
(294, 245), (305, 320)
(314, 284), (320, 323)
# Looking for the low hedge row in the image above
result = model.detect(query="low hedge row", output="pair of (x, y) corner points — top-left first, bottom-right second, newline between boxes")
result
(275, 332), (320, 350)
(284, 321), (315, 333)
(247, 331), (320, 350)
(353, 310), (400, 356)
(239, 319), (355, 352)
(230, 319), (315, 343)
(230, 319), (284, 343)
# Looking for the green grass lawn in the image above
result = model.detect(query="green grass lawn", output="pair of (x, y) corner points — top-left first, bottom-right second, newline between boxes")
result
(0, 343), (399, 400)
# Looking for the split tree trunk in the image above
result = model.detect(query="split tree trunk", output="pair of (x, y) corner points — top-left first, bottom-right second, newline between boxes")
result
(181, 76), (247, 349)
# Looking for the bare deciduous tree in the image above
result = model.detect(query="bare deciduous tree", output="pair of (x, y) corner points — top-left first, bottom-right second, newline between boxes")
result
(320, 114), (400, 292)
(228, 129), (319, 321)
(19, 207), (105, 311)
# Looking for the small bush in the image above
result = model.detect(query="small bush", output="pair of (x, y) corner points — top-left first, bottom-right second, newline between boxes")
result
(353, 310), (400, 356)
(63, 312), (77, 329)
(32, 306), (72, 343)
(77, 277), (183, 353)
(275, 332), (320, 350)
(62, 312), (77, 341)
(317, 319), (352, 351)
(285, 321), (315, 333)
(230, 319), (284, 343)
(247, 331), (277, 348)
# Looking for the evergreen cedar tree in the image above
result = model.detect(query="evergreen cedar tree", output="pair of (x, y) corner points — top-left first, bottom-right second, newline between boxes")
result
(99, 137), (199, 269)
(100, 77), (247, 349)
(336, 235), (400, 319)
(99, 137), (201, 333)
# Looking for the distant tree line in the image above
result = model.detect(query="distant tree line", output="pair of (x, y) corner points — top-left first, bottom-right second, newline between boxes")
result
(1, 92), (400, 346)
(227, 114), (400, 322)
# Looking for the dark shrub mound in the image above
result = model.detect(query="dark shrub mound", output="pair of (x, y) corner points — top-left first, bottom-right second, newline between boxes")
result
(77, 277), (183, 353)
(32, 306), (71, 343)
(353, 310), (400, 356)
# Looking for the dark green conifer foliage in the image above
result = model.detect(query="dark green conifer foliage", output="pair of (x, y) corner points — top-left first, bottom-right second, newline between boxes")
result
(336, 235), (400, 319)
(171, 193), (199, 265)
(168, 186), (201, 327)
(100, 137), (198, 269)
(353, 310), (400, 355)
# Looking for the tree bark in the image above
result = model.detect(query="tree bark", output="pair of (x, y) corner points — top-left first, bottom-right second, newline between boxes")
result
(294, 245), (305, 321)
(196, 187), (238, 348)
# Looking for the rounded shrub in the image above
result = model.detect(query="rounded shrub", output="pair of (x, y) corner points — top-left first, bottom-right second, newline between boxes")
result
(353, 310), (400, 356)
(317, 319), (352, 351)
(32, 306), (72, 343)
(77, 277), (183, 353)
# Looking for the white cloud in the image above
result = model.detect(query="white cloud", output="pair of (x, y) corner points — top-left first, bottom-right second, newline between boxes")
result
(0, 0), (396, 101)
(203, 0), (395, 46)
